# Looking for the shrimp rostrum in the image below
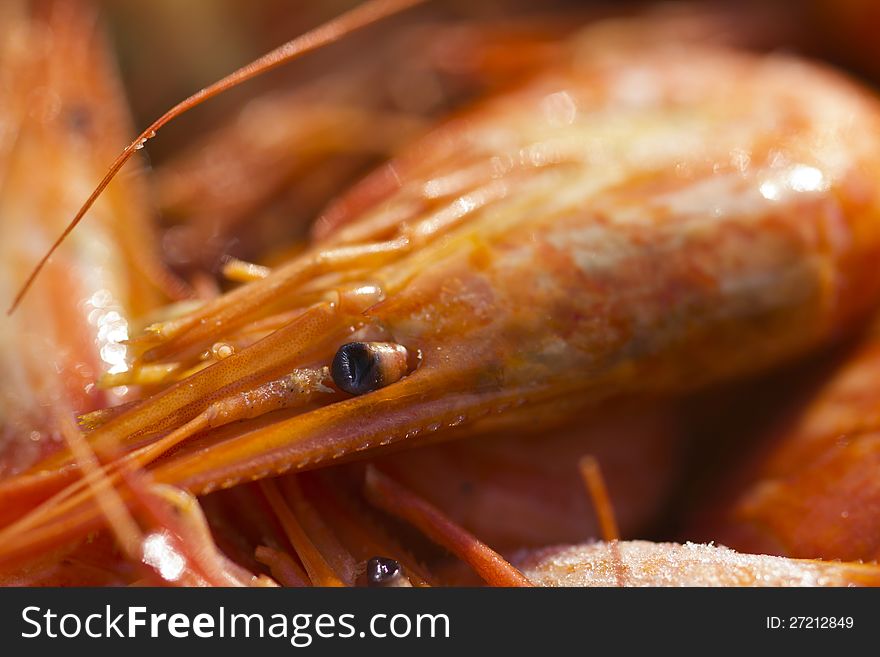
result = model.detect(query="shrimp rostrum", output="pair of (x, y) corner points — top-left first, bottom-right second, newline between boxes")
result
(4, 6), (880, 583)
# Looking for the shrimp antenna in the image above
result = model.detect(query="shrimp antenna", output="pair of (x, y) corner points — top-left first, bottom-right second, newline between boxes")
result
(579, 455), (620, 542)
(7, 0), (427, 315)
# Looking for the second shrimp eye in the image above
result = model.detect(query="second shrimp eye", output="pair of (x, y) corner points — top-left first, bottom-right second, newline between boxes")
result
(331, 342), (408, 395)
(366, 557), (408, 587)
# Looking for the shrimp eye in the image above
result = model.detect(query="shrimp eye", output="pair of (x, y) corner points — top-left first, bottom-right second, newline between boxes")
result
(331, 342), (409, 395)
(366, 556), (407, 587)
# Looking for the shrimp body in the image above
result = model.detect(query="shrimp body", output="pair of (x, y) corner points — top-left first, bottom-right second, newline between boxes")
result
(5, 29), (880, 567)
(0, 2), (175, 475)
(147, 38), (880, 492)
(700, 328), (880, 561)
(517, 541), (880, 587)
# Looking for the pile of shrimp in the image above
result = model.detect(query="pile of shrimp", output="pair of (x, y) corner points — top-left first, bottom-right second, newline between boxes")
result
(3, 0), (880, 587)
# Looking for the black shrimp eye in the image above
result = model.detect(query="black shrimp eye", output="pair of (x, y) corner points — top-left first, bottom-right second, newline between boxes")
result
(366, 556), (410, 587)
(331, 342), (408, 395)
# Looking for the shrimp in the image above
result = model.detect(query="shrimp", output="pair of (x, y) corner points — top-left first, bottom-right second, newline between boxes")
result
(691, 321), (880, 562)
(5, 10), (880, 579)
(0, 0), (274, 585)
(516, 541), (880, 587)
(0, 0), (182, 476)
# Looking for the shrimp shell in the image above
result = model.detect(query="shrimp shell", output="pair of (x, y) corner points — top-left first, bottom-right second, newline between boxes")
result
(697, 325), (880, 561)
(137, 36), (880, 494)
(517, 541), (880, 587)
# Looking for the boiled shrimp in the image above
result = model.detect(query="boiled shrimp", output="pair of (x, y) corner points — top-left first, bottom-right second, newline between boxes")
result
(516, 541), (880, 587)
(5, 6), (880, 585)
(0, 0), (181, 475)
(693, 321), (880, 562)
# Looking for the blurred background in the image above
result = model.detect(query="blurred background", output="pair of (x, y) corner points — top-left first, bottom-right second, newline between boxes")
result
(102, 0), (880, 136)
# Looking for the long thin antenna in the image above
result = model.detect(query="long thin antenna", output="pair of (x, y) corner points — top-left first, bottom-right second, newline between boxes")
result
(364, 466), (533, 587)
(8, 0), (426, 315)
(579, 454), (620, 542)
